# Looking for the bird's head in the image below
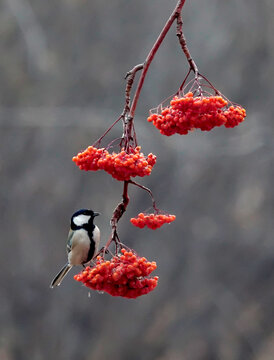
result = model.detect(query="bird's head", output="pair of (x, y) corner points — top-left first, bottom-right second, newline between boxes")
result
(71, 209), (100, 229)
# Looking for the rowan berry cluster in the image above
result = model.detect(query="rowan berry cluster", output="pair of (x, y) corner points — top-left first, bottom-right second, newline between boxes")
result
(74, 248), (158, 298)
(130, 212), (176, 229)
(147, 92), (246, 136)
(224, 105), (247, 128)
(72, 145), (157, 181)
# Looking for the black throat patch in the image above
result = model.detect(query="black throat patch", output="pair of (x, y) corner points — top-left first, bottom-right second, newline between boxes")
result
(85, 222), (96, 262)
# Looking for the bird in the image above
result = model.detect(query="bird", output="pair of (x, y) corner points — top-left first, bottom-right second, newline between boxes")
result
(50, 209), (100, 288)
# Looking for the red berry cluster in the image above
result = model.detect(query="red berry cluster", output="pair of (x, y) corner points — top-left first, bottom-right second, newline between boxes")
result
(74, 249), (158, 298)
(224, 105), (247, 128)
(147, 92), (246, 136)
(130, 212), (176, 229)
(72, 146), (156, 181)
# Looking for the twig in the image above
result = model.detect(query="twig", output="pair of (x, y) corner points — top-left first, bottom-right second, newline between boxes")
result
(178, 67), (192, 93)
(129, 180), (158, 212)
(129, 0), (187, 119)
(104, 181), (130, 252)
(199, 73), (221, 95)
(124, 64), (144, 116)
(93, 114), (123, 147)
(176, 13), (199, 75)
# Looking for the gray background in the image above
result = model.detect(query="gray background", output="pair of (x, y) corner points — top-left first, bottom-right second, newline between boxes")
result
(0, 0), (274, 359)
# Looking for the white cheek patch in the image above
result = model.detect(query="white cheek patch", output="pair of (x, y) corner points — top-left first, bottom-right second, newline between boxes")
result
(73, 214), (91, 227)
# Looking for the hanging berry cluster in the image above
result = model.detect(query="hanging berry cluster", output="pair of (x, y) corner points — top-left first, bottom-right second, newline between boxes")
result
(131, 212), (176, 229)
(73, 145), (156, 181)
(69, 0), (246, 299)
(148, 92), (246, 136)
(74, 248), (158, 298)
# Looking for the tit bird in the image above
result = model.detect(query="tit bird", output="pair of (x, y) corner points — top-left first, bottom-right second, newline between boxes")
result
(50, 209), (100, 288)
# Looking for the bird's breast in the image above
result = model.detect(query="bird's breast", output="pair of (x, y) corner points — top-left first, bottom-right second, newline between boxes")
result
(68, 229), (91, 266)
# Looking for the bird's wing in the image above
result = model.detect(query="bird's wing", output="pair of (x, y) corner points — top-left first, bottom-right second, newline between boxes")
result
(66, 229), (74, 254)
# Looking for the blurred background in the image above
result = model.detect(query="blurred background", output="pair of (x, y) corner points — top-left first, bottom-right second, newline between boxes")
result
(0, 0), (274, 359)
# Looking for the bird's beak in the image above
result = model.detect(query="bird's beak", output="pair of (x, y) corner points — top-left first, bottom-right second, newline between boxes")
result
(94, 212), (100, 217)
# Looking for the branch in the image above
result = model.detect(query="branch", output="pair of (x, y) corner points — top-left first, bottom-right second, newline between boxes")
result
(124, 64), (144, 116)
(176, 13), (199, 75)
(93, 114), (123, 147)
(129, 0), (187, 119)
(129, 180), (158, 212)
(104, 181), (130, 252)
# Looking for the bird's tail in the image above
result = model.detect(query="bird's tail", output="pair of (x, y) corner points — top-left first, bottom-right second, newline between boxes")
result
(50, 263), (72, 288)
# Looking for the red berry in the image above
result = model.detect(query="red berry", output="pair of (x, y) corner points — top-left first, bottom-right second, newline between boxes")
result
(73, 146), (157, 180)
(148, 92), (246, 136)
(130, 212), (176, 229)
(74, 249), (158, 298)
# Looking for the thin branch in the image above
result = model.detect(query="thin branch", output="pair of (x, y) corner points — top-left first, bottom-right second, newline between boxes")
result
(178, 66), (192, 93)
(176, 13), (199, 75)
(124, 64), (144, 116)
(198, 74), (221, 95)
(104, 181), (130, 252)
(129, 0), (187, 119)
(120, 64), (143, 150)
(129, 180), (158, 212)
(93, 115), (123, 147)
(105, 137), (122, 151)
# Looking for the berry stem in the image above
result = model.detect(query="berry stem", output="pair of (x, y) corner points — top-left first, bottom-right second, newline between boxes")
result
(178, 66), (191, 93)
(105, 137), (123, 151)
(129, 180), (158, 212)
(198, 73), (221, 95)
(93, 114), (123, 147)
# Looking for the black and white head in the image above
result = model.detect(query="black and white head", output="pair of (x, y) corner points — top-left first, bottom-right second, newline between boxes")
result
(71, 209), (100, 230)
